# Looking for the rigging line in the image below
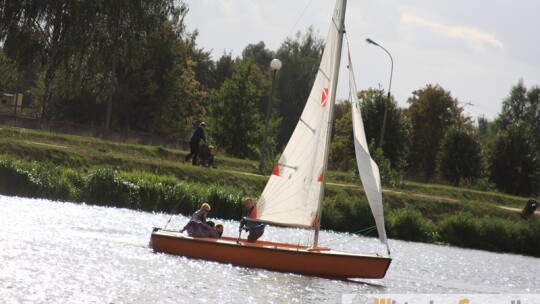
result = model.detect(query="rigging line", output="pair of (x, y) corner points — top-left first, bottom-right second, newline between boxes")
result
(345, 33), (354, 102)
(319, 232), (376, 247)
(318, 226), (378, 246)
(286, 0), (316, 40)
(163, 192), (187, 230)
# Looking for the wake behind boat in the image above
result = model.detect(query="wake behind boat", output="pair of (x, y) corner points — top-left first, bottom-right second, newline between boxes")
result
(150, 0), (392, 279)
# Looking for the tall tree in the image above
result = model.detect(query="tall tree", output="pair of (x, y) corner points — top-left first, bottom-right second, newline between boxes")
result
(274, 28), (324, 150)
(241, 42), (275, 117)
(112, 18), (206, 138)
(88, 0), (184, 134)
(330, 101), (354, 171)
(489, 80), (540, 195)
(405, 84), (468, 181)
(437, 126), (483, 186)
(47, 0), (200, 137)
(0, 0), (197, 136)
(0, 49), (17, 94)
(212, 52), (235, 90)
(489, 122), (540, 196)
(0, 0), (91, 120)
(497, 79), (528, 129)
(496, 79), (540, 149)
(242, 41), (274, 75)
(358, 88), (411, 172)
(208, 60), (266, 159)
(476, 116), (493, 139)
(330, 100), (401, 185)
(190, 47), (215, 93)
(526, 85), (540, 145)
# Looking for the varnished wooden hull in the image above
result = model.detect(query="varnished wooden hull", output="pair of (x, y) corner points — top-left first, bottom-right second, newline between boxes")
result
(150, 229), (391, 279)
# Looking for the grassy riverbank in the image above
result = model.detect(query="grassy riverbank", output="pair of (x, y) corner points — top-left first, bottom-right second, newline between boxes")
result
(0, 126), (538, 257)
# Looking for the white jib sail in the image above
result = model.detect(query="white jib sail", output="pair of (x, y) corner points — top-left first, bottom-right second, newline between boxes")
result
(347, 48), (389, 247)
(257, 0), (346, 229)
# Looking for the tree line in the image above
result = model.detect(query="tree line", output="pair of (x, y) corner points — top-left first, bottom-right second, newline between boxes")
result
(1, 1), (539, 196)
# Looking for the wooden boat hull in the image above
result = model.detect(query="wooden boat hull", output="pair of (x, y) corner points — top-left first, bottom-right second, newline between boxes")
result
(150, 229), (392, 279)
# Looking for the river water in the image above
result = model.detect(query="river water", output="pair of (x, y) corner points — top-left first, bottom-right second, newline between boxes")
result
(1, 195), (538, 303)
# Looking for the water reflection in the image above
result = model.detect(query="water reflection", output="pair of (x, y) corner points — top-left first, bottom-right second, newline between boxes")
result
(0, 195), (538, 303)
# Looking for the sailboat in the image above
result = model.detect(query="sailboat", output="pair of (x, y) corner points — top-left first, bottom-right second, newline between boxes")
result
(150, 0), (392, 279)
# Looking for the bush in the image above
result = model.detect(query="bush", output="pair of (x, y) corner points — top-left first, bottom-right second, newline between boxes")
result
(387, 205), (437, 242)
(51, 172), (76, 201)
(0, 158), (37, 196)
(83, 167), (127, 207)
(0, 157), (71, 200)
(511, 217), (540, 256)
(440, 213), (540, 256)
(477, 217), (512, 251)
(322, 191), (377, 234)
(203, 184), (245, 220)
(439, 212), (480, 248)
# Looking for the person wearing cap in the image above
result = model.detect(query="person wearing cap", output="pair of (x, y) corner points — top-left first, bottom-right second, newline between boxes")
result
(185, 122), (207, 166)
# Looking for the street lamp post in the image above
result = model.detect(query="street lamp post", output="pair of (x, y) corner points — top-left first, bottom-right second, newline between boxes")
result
(259, 58), (282, 174)
(366, 38), (393, 149)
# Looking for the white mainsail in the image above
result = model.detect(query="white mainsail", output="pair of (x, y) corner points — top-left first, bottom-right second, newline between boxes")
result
(257, 0), (347, 229)
(347, 48), (389, 248)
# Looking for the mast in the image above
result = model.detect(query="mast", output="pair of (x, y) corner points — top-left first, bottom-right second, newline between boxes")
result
(313, 0), (347, 248)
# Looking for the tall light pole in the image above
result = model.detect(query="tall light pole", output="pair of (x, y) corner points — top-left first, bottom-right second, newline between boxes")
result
(366, 38), (393, 149)
(259, 58), (282, 174)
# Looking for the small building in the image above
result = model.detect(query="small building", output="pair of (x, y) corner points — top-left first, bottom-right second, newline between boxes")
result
(1, 93), (23, 114)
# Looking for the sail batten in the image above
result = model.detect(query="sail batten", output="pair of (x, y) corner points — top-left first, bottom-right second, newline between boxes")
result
(299, 118), (316, 133)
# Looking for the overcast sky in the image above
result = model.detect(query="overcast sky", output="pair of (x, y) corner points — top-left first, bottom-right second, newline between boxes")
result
(185, 0), (540, 120)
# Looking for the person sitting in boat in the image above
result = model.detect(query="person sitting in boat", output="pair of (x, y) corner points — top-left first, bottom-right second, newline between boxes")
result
(215, 224), (224, 238)
(203, 221), (223, 238)
(180, 220), (221, 239)
(180, 203), (211, 234)
(239, 197), (265, 242)
(190, 203), (211, 223)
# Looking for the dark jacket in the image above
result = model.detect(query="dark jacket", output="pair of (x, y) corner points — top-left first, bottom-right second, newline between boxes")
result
(241, 206), (264, 231)
(190, 209), (207, 223)
(182, 220), (219, 238)
(190, 126), (206, 144)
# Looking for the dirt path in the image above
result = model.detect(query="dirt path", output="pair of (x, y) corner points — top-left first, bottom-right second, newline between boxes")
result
(498, 205), (540, 215)
(234, 170), (540, 215)
(26, 141), (67, 149)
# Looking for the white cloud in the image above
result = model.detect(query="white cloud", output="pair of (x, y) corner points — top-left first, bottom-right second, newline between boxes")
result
(402, 14), (504, 50)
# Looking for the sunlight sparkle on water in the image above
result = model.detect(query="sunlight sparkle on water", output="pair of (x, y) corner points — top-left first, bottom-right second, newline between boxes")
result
(1, 195), (538, 303)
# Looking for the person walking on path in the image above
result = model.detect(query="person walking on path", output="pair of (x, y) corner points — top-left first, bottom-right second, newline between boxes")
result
(185, 122), (206, 165)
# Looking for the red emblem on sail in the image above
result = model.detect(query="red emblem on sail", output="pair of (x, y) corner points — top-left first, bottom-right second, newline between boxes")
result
(321, 87), (329, 107)
(310, 216), (317, 228)
(272, 163), (280, 176)
(317, 172), (324, 182)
